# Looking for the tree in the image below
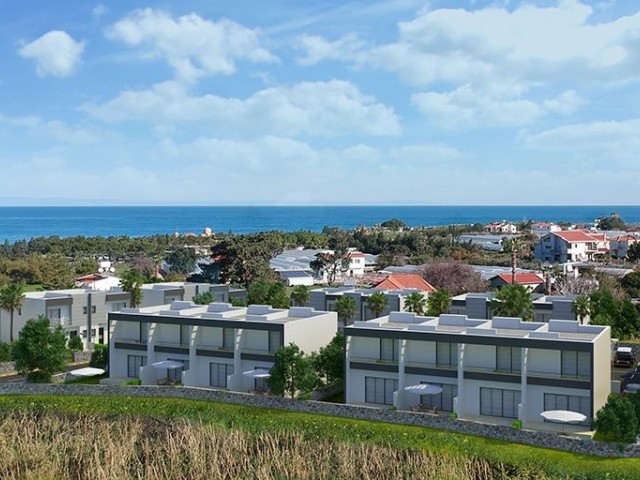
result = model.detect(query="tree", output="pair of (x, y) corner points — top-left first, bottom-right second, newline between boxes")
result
(68, 335), (84, 353)
(310, 251), (350, 285)
(120, 268), (144, 308)
(597, 213), (625, 231)
(621, 271), (640, 298)
(571, 295), (591, 325)
(491, 284), (534, 321)
(420, 260), (488, 296)
(192, 291), (216, 305)
(593, 394), (638, 443)
(312, 332), (344, 387)
(0, 282), (25, 342)
(267, 343), (316, 398)
(13, 315), (69, 383)
(74, 257), (97, 276)
(367, 292), (388, 318)
(165, 247), (198, 274)
(247, 281), (290, 308)
(589, 288), (640, 339)
(627, 243), (640, 264)
(404, 292), (428, 316)
(290, 285), (310, 306)
(37, 254), (76, 290)
(335, 296), (357, 326)
(89, 343), (109, 370)
(380, 218), (407, 230)
(427, 289), (452, 317)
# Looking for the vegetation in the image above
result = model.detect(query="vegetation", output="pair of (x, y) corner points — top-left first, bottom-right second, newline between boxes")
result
(67, 335), (84, 353)
(290, 285), (310, 306)
(589, 288), (640, 339)
(427, 289), (452, 317)
(192, 291), (216, 305)
(335, 296), (357, 325)
(379, 218), (407, 230)
(13, 316), (68, 383)
(492, 284), (534, 321)
(404, 291), (428, 315)
(597, 213), (625, 231)
(627, 243), (640, 264)
(89, 343), (108, 370)
(0, 282), (25, 342)
(164, 246), (198, 274)
(120, 268), (144, 308)
(0, 395), (638, 479)
(247, 280), (290, 308)
(420, 260), (488, 296)
(621, 271), (640, 298)
(0, 341), (14, 362)
(593, 393), (639, 443)
(366, 291), (388, 318)
(267, 343), (316, 398)
(311, 332), (344, 387)
(571, 295), (592, 325)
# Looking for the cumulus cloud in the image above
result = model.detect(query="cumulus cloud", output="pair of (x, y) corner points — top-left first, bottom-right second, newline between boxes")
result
(83, 80), (401, 137)
(107, 8), (277, 82)
(543, 90), (589, 115)
(93, 4), (109, 18)
(19, 31), (85, 77)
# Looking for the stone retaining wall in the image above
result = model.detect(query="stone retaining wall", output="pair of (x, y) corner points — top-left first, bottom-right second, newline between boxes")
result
(0, 383), (638, 458)
(0, 362), (16, 376)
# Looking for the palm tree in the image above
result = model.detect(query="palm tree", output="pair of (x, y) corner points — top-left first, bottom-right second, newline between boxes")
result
(335, 296), (357, 326)
(491, 284), (534, 321)
(366, 292), (388, 319)
(120, 269), (144, 308)
(427, 289), (452, 316)
(290, 285), (310, 307)
(572, 295), (591, 325)
(404, 292), (427, 316)
(0, 283), (25, 342)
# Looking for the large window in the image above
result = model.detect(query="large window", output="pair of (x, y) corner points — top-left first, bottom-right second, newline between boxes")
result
(222, 328), (235, 349)
(380, 338), (398, 362)
(544, 393), (590, 419)
(127, 355), (146, 378)
(421, 383), (457, 412)
(480, 387), (521, 419)
(209, 362), (234, 388)
(436, 342), (458, 367)
(167, 358), (189, 382)
(561, 351), (590, 378)
(496, 346), (521, 373)
(269, 330), (282, 354)
(180, 325), (191, 346)
(139, 322), (149, 343)
(365, 377), (398, 405)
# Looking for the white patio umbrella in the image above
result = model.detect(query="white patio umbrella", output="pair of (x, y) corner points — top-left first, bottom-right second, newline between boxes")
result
(540, 410), (587, 433)
(404, 384), (443, 395)
(242, 369), (271, 379)
(68, 367), (105, 377)
(151, 360), (184, 370)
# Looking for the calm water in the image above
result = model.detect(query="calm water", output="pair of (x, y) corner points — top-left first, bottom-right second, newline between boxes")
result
(0, 206), (637, 242)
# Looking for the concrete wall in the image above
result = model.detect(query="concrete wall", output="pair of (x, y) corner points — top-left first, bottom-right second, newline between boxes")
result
(284, 311), (337, 354)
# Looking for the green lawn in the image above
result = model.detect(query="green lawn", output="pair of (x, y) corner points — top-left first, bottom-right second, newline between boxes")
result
(0, 395), (637, 479)
(22, 284), (43, 292)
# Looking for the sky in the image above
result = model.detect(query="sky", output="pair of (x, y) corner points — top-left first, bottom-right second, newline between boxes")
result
(1, 0), (640, 206)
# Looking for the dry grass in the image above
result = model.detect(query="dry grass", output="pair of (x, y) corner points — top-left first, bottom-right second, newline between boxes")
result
(0, 411), (536, 480)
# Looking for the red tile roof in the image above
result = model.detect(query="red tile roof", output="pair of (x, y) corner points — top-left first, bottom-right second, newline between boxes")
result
(349, 252), (366, 258)
(496, 273), (544, 285)
(375, 274), (436, 293)
(552, 231), (600, 243)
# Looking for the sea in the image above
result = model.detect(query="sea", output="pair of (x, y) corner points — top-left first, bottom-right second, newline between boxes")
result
(0, 205), (638, 243)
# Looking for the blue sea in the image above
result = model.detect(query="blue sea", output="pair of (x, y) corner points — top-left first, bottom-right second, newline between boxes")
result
(0, 206), (638, 243)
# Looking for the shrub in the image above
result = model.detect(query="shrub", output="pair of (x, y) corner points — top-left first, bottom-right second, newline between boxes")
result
(593, 394), (638, 443)
(512, 420), (522, 429)
(122, 379), (141, 386)
(68, 336), (84, 353)
(0, 342), (14, 362)
(89, 344), (109, 370)
(26, 370), (52, 383)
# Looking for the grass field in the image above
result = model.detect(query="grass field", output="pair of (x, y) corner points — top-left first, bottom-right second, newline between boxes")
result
(0, 395), (637, 479)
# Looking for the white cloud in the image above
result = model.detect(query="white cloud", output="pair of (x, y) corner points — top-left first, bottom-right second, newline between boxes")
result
(83, 80), (401, 137)
(543, 90), (589, 115)
(19, 31), (85, 77)
(93, 4), (109, 18)
(296, 33), (368, 66)
(0, 112), (41, 128)
(107, 8), (277, 82)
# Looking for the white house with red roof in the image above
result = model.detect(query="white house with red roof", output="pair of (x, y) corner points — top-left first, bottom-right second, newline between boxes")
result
(483, 221), (517, 234)
(375, 274), (436, 293)
(489, 272), (544, 292)
(610, 234), (639, 259)
(535, 230), (605, 263)
(529, 222), (561, 236)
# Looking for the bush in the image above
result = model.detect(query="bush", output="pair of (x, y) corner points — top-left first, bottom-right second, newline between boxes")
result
(512, 420), (523, 429)
(89, 344), (109, 370)
(122, 379), (141, 386)
(593, 394), (638, 443)
(0, 342), (14, 362)
(26, 370), (52, 383)
(68, 336), (84, 353)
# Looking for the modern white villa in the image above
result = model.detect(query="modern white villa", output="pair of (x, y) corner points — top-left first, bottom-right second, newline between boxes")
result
(108, 302), (337, 390)
(344, 312), (610, 427)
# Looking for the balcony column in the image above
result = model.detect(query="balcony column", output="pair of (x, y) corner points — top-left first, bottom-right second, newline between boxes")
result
(398, 339), (407, 390)
(147, 322), (157, 364)
(520, 347), (528, 424)
(234, 328), (243, 381)
(454, 343), (465, 417)
(344, 334), (352, 404)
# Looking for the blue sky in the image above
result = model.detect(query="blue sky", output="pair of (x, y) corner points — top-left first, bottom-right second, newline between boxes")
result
(1, 0), (639, 205)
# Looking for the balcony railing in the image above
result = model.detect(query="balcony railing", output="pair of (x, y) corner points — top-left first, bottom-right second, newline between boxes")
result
(350, 356), (398, 366)
(49, 316), (71, 327)
(527, 370), (590, 382)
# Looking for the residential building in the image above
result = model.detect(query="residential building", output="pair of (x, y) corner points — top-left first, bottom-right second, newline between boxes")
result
(375, 274), (436, 293)
(483, 222), (517, 234)
(489, 273), (544, 292)
(535, 230), (603, 263)
(270, 248), (371, 285)
(75, 274), (121, 291)
(108, 302), (337, 390)
(450, 292), (583, 323)
(530, 222), (562, 236)
(0, 282), (246, 347)
(457, 234), (515, 252)
(609, 235), (639, 259)
(344, 312), (610, 428)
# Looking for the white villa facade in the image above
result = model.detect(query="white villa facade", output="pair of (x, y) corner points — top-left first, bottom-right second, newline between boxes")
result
(108, 302), (337, 390)
(535, 231), (603, 263)
(345, 312), (610, 427)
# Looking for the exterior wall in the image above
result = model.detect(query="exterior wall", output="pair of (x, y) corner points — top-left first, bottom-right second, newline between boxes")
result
(551, 299), (578, 321)
(527, 348), (561, 376)
(405, 339), (436, 365)
(464, 344), (496, 370)
(524, 384), (591, 423)
(346, 368), (398, 405)
(284, 311), (337, 354)
(458, 379), (521, 417)
(592, 327), (611, 418)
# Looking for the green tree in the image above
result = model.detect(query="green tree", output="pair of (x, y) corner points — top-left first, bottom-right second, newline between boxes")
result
(165, 247), (198, 274)
(120, 268), (144, 308)
(68, 336), (84, 353)
(13, 315), (69, 383)
(404, 292), (428, 316)
(335, 296), (357, 326)
(37, 254), (76, 290)
(247, 280), (271, 305)
(593, 394), (638, 443)
(571, 295), (592, 325)
(380, 218), (407, 230)
(0, 341), (14, 362)
(192, 291), (216, 305)
(597, 213), (625, 231)
(427, 289), (452, 317)
(0, 282), (25, 342)
(491, 284), (534, 321)
(621, 271), (640, 298)
(267, 343), (317, 398)
(312, 331), (344, 387)
(290, 285), (310, 306)
(74, 257), (97, 276)
(627, 243), (640, 264)
(367, 292), (388, 318)
(89, 343), (109, 370)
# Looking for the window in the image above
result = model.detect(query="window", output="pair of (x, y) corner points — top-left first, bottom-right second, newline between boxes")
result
(209, 362), (234, 388)
(380, 338), (398, 362)
(180, 325), (191, 346)
(544, 393), (590, 420)
(254, 365), (270, 391)
(222, 328), (235, 349)
(110, 302), (127, 312)
(167, 358), (189, 382)
(496, 346), (521, 373)
(561, 351), (590, 378)
(92, 306), (97, 314)
(83, 306), (88, 315)
(480, 387), (521, 418)
(139, 322), (149, 343)
(436, 342), (458, 367)
(127, 355), (146, 378)
(421, 383), (457, 412)
(365, 377), (398, 405)
(269, 330), (282, 353)
(47, 308), (61, 320)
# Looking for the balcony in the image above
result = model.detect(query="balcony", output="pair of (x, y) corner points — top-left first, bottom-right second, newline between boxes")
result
(527, 370), (590, 382)
(113, 338), (147, 351)
(49, 317), (71, 327)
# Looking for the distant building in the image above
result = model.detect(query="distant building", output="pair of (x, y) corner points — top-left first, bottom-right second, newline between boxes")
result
(375, 274), (436, 293)
(609, 234), (639, 259)
(530, 222), (562, 236)
(535, 230), (606, 263)
(483, 222), (517, 234)
(457, 234), (516, 252)
(489, 273), (544, 292)
(270, 248), (371, 285)
(75, 274), (121, 291)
